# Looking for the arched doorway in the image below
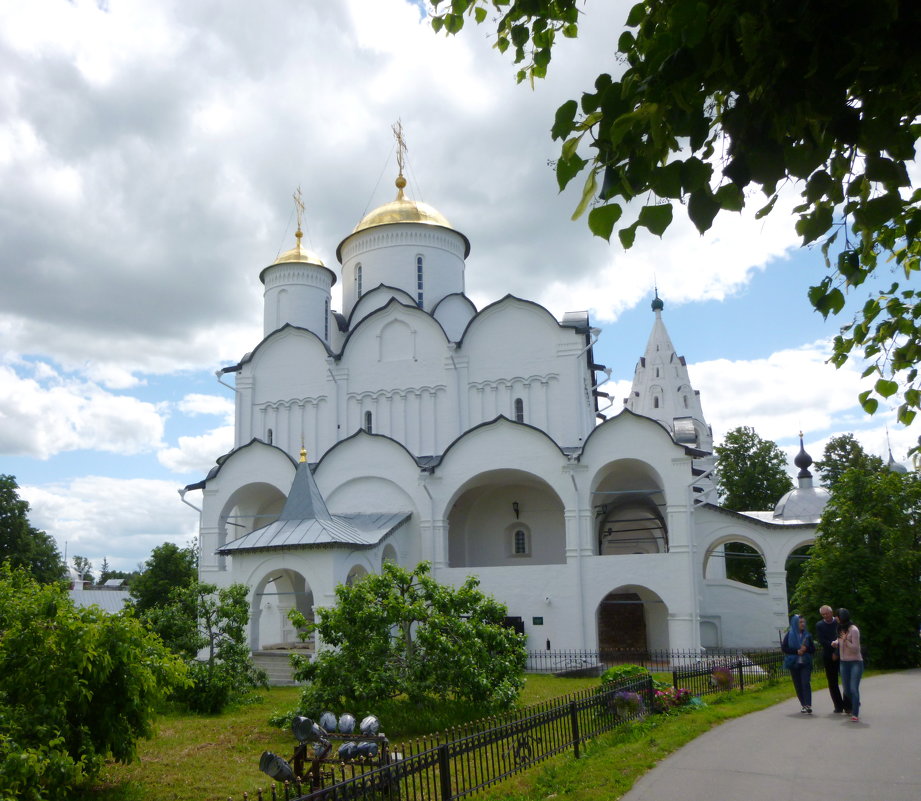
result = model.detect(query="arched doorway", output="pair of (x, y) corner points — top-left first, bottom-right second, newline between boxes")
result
(596, 585), (669, 652)
(251, 569), (314, 651)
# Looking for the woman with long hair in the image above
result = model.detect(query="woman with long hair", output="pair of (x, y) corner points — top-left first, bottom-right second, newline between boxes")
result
(782, 613), (815, 713)
(833, 608), (863, 722)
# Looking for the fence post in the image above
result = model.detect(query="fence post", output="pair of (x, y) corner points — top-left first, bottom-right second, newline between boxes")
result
(438, 743), (452, 801)
(569, 701), (581, 760)
(737, 660), (745, 693)
(672, 668), (678, 691)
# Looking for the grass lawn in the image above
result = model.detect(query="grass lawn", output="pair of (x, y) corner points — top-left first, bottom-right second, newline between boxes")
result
(86, 671), (807, 801)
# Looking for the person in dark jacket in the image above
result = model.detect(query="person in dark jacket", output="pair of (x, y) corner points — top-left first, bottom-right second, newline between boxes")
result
(815, 605), (848, 713)
(782, 613), (816, 713)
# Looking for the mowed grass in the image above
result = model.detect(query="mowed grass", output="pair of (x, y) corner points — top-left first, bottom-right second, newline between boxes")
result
(85, 671), (804, 801)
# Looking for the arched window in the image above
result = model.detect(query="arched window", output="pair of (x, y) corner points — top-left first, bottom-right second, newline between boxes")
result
(514, 397), (524, 423)
(416, 255), (424, 308)
(510, 526), (531, 557)
(653, 397), (660, 409)
(655, 367), (660, 377)
(324, 298), (329, 341)
(364, 411), (373, 434)
(267, 428), (273, 445)
(356, 263), (363, 299)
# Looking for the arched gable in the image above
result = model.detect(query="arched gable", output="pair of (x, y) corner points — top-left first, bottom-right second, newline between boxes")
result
(458, 295), (577, 377)
(347, 284), (418, 327)
(432, 292), (477, 342)
(435, 417), (571, 513)
(242, 326), (334, 405)
(337, 298), (451, 394)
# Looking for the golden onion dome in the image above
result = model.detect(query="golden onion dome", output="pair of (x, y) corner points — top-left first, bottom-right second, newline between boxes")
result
(336, 176), (470, 261)
(260, 229), (336, 285)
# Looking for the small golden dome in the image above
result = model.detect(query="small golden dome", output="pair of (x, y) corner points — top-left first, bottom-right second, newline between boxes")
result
(274, 231), (326, 267)
(260, 229), (337, 286)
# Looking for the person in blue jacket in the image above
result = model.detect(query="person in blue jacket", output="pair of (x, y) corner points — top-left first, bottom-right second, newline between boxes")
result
(782, 613), (816, 713)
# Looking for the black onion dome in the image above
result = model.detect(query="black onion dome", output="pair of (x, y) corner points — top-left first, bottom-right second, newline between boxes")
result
(794, 433), (813, 478)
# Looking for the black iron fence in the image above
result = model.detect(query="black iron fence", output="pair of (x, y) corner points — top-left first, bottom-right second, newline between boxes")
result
(671, 649), (785, 697)
(525, 647), (782, 675)
(237, 648), (783, 801)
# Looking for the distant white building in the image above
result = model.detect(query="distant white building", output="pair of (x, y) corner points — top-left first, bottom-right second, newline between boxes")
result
(183, 161), (825, 663)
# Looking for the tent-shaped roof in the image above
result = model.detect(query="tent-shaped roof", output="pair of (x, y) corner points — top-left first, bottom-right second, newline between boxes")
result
(216, 451), (410, 554)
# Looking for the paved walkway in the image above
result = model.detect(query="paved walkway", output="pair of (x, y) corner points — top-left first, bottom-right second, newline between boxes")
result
(621, 670), (921, 801)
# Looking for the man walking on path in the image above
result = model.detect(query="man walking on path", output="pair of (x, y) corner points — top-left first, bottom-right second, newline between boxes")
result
(620, 670), (921, 801)
(816, 604), (847, 713)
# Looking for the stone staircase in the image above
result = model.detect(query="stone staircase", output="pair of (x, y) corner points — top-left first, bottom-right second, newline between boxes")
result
(253, 646), (313, 686)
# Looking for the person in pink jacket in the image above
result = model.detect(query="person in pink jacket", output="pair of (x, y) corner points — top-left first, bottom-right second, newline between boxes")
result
(832, 608), (863, 722)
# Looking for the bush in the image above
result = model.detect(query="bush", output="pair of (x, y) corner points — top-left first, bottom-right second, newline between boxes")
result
(143, 582), (268, 714)
(0, 566), (186, 799)
(290, 563), (526, 712)
(599, 664), (650, 686)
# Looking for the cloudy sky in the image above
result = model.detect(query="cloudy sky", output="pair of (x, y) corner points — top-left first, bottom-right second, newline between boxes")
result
(2, 0), (915, 573)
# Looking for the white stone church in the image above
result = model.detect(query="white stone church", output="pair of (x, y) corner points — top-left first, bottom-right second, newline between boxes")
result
(184, 160), (826, 665)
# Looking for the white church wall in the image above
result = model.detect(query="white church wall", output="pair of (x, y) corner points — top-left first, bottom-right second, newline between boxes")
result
(437, 562), (582, 652)
(461, 299), (590, 445)
(340, 225), (466, 319)
(699, 580), (778, 647)
(432, 293), (477, 342)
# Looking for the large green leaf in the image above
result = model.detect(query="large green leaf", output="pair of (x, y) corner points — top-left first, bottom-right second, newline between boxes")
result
(638, 203), (673, 236)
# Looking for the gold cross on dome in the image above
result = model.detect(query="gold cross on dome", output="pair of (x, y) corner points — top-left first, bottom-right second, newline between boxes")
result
(292, 186), (305, 234)
(392, 119), (407, 179)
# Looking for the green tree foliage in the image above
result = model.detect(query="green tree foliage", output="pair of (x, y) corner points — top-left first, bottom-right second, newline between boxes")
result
(290, 562), (526, 713)
(714, 426), (793, 511)
(72, 555), (94, 585)
(431, 1), (921, 425)
(792, 469), (921, 668)
(142, 582), (267, 714)
(128, 541), (197, 616)
(814, 433), (885, 490)
(723, 542), (767, 588)
(0, 474), (63, 585)
(0, 565), (186, 800)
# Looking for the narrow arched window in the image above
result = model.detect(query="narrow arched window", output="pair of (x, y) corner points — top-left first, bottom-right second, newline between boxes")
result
(364, 411), (373, 434)
(514, 529), (528, 554)
(267, 428), (273, 445)
(416, 255), (424, 308)
(356, 263), (363, 299)
(653, 397), (660, 409)
(324, 298), (329, 341)
(514, 397), (524, 423)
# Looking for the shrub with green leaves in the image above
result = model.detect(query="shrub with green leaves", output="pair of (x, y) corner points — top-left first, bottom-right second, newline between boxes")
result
(289, 562), (526, 713)
(599, 664), (650, 686)
(0, 566), (186, 800)
(143, 582), (268, 714)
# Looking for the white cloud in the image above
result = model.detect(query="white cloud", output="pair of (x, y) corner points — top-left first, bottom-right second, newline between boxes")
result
(158, 426), (234, 474)
(20, 476), (200, 573)
(0, 362), (165, 458)
(177, 393), (235, 420)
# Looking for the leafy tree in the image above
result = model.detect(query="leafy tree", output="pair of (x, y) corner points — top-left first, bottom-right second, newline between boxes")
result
(0, 565), (186, 799)
(290, 562), (526, 713)
(0, 474), (63, 584)
(724, 542), (766, 588)
(128, 541), (197, 616)
(72, 555), (94, 585)
(792, 469), (921, 668)
(714, 426), (794, 511)
(142, 582), (267, 714)
(431, 1), (921, 425)
(814, 433), (885, 490)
